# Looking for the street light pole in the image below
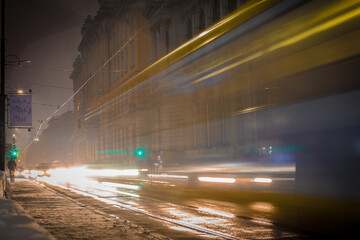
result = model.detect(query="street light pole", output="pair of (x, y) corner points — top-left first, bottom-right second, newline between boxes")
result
(0, 0), (5, 171)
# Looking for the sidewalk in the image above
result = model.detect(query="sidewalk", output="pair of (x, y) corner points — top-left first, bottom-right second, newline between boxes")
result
(0, 171), (55, 240)
(8, 178), (169, 240)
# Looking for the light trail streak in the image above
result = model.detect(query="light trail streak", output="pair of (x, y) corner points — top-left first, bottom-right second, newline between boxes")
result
(197, 207), (235, 218)
(23, 166), (140, 198)
(251, 178), (273, 183)
(190, 5), (360, 86)
(101, 181), (139, 190)
(198, 177), (236, 183)
(148, 174), (188, 179)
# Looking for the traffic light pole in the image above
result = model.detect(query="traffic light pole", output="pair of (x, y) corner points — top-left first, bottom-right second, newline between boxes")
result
(0, 0), (6, 171)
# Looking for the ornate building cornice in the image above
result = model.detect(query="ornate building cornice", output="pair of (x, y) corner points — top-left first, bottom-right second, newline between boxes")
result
(70, 55), (82, 80)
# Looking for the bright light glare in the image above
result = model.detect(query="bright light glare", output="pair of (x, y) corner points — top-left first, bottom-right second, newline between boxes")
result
(148, 174), (188, 179)
(101, 181), (139, 190)
(46, 166), (139, 181)
(23, 170), (45, 179)
(23, 166), (139, 184)
(198, 29), (211, 38)
(197, 207), (235, 218)
(251, 178), (272, 183)
(23, 166), (141, 199)
(198, 177), (236, 183)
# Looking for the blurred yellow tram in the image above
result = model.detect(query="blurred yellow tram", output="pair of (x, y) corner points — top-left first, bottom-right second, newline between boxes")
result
(86, 0), (360, 198)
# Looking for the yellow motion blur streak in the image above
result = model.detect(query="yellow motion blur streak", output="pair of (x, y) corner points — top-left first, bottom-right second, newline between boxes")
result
(190, 5), (360, 86)
(88, 0), (280, 113)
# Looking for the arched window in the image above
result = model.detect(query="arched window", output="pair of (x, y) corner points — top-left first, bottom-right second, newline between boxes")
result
(130, 10), (135, 34)
(165, 23), (170, 53)
(187, 18), (193, 40)
(151, 24), (161, 60)
(228, 0), (237, 13)
(199, 9), (205, 32)
(213, 0), (220, 23)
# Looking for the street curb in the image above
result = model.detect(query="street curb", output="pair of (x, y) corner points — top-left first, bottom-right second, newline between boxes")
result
(0, 171), (6, 199)
(0, 173), (55, 239)
(0, 198), (55, 240)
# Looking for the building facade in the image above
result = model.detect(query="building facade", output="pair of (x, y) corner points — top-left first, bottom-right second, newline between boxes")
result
(71, 0), (151, 165)
(145, 0), (248, 63)
(71, 0), (247, 166)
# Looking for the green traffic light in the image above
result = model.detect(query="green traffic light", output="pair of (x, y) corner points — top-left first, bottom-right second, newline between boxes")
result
(9, 146), (19, 159)
(135, 148), (145, 157)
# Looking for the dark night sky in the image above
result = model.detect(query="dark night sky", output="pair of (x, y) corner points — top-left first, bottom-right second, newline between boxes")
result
(5, 0), (98, 151)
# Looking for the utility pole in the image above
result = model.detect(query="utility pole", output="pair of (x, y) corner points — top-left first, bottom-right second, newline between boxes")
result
(0, 0), (5, 171)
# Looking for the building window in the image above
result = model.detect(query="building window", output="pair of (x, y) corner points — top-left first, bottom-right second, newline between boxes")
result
(199, 9), (205, 32)
(121, 52), (124, 76)
(165, 28), (170, 53)
(228, 0), (237, 13)
(110, 61), (114, 83)
(165, 20), (171, 53)
(130, 10), (135, 34)
(101, 37), (105, 64)
(120, 23), (123, 46)
(116, 23), (120, 51)
(125, 49), (128, 73)
(151, 24), (161, 60)
(152, 29), (157, 60)
(239, 0), (249, 6)
(116, 56), (120, 79)
(130, 41), (135, 68)
(165, 30), (170, 53)
(187, 18), (193, 40)
(213, 0), (220, 23)
(124, 15), (128, 41)
(155, 25), (160, 58)
(113, 30), (116, 53)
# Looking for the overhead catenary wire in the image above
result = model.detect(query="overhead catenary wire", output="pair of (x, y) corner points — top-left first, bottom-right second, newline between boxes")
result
(5, 0), (97, 53)
(23, 31), (128, 149)
(6, 78), (73, 90)
(23, 1), (168, 153)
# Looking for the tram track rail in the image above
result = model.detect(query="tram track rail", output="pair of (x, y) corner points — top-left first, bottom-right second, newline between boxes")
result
(35, 179), (241, 240)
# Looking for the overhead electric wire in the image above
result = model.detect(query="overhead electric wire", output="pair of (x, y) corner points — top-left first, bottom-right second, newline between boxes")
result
(23, 1), (169, 153)
(5, 0), (97, 53)
(5, 78), (72, 90)
(6, 65), (74, 73)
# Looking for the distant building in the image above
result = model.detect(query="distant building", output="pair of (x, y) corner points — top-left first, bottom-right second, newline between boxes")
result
(26, 111), (74, 167)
